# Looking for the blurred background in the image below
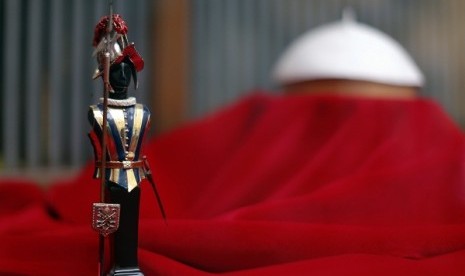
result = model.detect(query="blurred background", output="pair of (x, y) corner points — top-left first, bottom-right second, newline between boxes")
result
(0, 0), (464, 182)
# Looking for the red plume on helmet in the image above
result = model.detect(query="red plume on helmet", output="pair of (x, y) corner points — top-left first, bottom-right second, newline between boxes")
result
(92, 14), (144, 87)
(93, 14), (128, 47)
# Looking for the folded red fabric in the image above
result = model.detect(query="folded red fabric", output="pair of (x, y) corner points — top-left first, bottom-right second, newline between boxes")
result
(1, 93), (465, 275)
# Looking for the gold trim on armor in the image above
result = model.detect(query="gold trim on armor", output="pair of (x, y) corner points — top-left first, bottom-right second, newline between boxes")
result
(90, 105), (104, 131)
(127, 172), (138, 192)
(130, 104), (144, 154)
(109, 168), (120, 184)
(108, 108), (127, 150)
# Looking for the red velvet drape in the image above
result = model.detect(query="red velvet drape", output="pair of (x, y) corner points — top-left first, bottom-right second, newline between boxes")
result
(1, 93), (465, 275)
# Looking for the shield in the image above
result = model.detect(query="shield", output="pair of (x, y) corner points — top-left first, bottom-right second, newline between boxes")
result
(92, 203), (121, 237)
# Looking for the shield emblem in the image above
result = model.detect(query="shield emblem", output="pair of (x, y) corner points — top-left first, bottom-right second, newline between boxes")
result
(92, 203), (121, 237)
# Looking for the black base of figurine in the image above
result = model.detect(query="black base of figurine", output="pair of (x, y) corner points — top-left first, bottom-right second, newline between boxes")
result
(107, 184), (142, 274)
(108, 267), (144, 276)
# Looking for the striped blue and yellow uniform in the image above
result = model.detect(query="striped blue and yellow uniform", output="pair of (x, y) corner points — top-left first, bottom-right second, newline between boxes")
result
(88, 102), (151, 192)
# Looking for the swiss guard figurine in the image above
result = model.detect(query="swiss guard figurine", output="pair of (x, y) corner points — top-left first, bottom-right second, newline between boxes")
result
(88, 3), (165, 276)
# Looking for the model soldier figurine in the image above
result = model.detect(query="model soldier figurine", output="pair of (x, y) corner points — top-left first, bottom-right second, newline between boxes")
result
(89, 7), (165, 276)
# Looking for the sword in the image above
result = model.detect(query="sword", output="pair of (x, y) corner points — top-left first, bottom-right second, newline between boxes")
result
(91, 1), (121, 275)
(143, 156), (167, 221)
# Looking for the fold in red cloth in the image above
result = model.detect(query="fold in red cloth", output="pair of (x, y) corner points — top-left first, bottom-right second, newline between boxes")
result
(1, 93), (465, 275)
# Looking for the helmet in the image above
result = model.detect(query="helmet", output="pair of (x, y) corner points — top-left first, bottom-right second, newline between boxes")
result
(273, 17), (424, 87)
(92, 14), (144, 88)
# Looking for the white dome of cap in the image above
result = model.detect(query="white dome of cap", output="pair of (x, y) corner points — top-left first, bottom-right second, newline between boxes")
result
(273, 17), (424, 87)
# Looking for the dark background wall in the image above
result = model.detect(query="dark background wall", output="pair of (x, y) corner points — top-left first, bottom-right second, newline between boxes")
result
(1, 0), (464, 181)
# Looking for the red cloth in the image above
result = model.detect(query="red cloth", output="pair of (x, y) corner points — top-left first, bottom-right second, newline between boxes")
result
(1, 92), (465, 275)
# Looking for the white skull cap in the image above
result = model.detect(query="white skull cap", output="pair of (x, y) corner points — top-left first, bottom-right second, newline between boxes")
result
(273, 13), (424, 87)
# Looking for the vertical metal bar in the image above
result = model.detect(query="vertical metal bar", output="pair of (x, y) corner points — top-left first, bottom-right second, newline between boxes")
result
(206, 0), (222, 112)
(423, 0), (437, 99)
(272, 0), (287, 72)
(189, 0), (199, 117)
(236, 0), (243, 96)
(324, 0), (331, 22)
(301, 0), (313, 30)
(25, 0), (43, 168)
(304, 0), (315, 29)
(240, 0), (255, 97)
(369, 0), (383, 28)
(451, 0), (465, 124)
(257, 0), (272, 90)
(48, 0), (65, 167)
(288, 0), (301, 39)
(70, 0), (86, 167)
(134, 0), (150, 105)
(224, 0), (239, 101)
(190, 0), (204, 117)
(439, 2), (453, 118)
(269, 0), (280, 81)
(2, 0), (21, 168)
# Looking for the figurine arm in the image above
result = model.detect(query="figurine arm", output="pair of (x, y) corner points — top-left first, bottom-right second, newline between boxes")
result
(143, 105), (151, 132)
(88, 107), (97, 127)
(141, 105), (151, 146)
(88, 107), (102, 179)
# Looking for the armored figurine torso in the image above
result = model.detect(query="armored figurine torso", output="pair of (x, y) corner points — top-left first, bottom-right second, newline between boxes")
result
(88, 97), (150, 192)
